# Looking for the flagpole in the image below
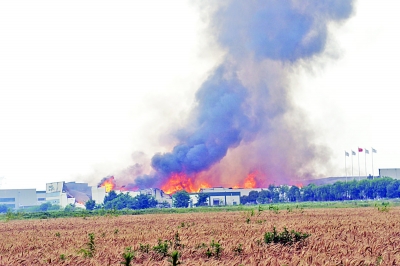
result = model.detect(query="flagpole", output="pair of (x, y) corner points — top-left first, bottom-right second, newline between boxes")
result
(365, 149), (367, 176)
(358, 149), (360, 180)
(372, 149), (374, 177)
(345, 151), (347, 182)
(352, 151), (354, 176)
(372, 148), (376, 178)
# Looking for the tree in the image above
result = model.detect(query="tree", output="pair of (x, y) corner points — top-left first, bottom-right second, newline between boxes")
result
(0, 204), (8, 213)
(196, 193), (209, 206)
(287, 186), (300, 202)
(104, 193), (134, 210)
(247, 191), (259, 204)
(85, 199), (96, 211)
(280, 185), (290, 202)
(386, 179), (400, 198)
(257, 190), (272, 204)
(173, 190), (190, 208)
(131, 194), (157, 209)
(104, 190), (118, 204)
(302, 184), (316, 201)
(39, 202), (52, 211)
(64, 204), (76, 212)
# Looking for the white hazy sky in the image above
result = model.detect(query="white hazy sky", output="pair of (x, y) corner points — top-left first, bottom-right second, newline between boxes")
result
(1, 1), (399, 189)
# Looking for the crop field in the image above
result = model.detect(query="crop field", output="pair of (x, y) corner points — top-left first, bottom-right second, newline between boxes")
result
(0, 207), (400, 265)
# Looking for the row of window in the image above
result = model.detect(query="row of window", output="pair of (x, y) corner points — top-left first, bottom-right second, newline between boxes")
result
(0, 198), (15, 202)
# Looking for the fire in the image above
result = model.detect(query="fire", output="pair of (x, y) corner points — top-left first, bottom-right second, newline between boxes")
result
(98, 170), (265, 195)
(232, 171), (259, 189)
(295, 183), (303, 188)
(99, 176), (116, 193)
(243, 171), (257, 188)
(161, 173), (211, 194)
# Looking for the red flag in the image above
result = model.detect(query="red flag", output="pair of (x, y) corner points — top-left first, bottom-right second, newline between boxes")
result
(358, 147), (363, 152)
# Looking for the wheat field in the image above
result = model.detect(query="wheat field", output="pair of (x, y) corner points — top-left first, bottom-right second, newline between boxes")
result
(0, 207), (399, 265)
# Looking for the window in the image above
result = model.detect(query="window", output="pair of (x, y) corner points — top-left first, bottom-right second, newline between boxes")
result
(38, 198), (46, 201)
(0, 198), (15, 202)
(212, 199), (220, 205)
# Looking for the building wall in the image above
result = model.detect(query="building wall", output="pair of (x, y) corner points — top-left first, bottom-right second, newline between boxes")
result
(0, 189), (38, 210)
(36, 190), (46, 205)
(140, 188), (172, 206)
(46, 182), (64, 194)
(46, 191), (69, 207)
(45, 181), (71, 208)
(92, 186), (106, 204)
(209, 194), (240, 206)
(380, 169), (400, 179)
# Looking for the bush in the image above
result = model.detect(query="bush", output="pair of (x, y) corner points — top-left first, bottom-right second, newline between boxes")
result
(153, 239), (169, 258)
(173, 190), (190, 208)
(264, 227), (310, 245)
(64, 204), (76, 212)
(0, 204), (8, 213)
(39, 202), (52, 211)
(85, 199), (96, 211)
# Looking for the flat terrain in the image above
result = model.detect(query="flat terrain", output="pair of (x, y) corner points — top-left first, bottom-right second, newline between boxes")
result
(0, 207), (400, 265)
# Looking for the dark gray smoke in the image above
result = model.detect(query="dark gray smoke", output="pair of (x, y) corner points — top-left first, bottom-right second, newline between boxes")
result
(132, 0), (355, 188)
(152, 66), (258, 176)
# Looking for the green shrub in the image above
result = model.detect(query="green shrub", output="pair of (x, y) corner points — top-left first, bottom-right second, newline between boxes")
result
(153, 239), (169, 258)
(168, 250), (181, 266)
(203, 239), (222, 258)
(139, 243), (150, 253)
(233, 243), (243, 255)
(79, 233), (95, 258)
(268, 205), (279, 214)
(121, 246), (135, 265)
(173, 232), (183, 249)
(264, 227), (310, 245)
(376, 202), (390, 212)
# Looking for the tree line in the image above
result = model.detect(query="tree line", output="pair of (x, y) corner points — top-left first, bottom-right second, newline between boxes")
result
(85, 190), (193, 210)
(241, 177), (400, 204)
(2, 177), (399, 213)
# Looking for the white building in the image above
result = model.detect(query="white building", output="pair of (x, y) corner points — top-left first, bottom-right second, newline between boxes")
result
(46, 181), (70, 207)
(0, 189), (38, 210)
(36, 190), (46, 205)
(380, 168), (400, 179)
(198, 187), (268, 206)
(140, 188), (172, 206)
(93, 187), (172, 207)
(91, 186), (106, 204)
(199, 188), (241, 206)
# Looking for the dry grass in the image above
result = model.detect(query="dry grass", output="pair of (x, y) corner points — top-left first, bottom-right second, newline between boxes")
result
(0, 207), (399, 265)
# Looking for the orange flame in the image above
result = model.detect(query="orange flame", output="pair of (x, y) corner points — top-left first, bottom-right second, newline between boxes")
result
(295, 183), (303, 188)
(99, 176), (116, 193)
(232, 171), (259, 189)
(243, 171), (257, 188)
(161, 173), (211, 194)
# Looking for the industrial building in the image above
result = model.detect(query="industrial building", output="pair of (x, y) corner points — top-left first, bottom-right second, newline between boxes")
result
(36, 190), (46, 205)
(45, 181), (92, 208)
(140, 188), (173, 206)
(0, 189), (38, 210)
(379, 168), (400, 179)
(93, 187), (172, 207)
(91, 186), (106, 204)
(198, 187), (266, 206)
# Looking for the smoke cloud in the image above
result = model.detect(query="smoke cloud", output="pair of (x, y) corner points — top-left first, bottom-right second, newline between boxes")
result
(130, 0), (355, 188)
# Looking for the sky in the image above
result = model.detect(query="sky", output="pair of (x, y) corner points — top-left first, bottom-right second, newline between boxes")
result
(0, 0), (399, 190)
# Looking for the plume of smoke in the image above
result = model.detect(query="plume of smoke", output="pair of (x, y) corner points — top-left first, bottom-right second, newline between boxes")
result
(132, 0), (354, 188)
